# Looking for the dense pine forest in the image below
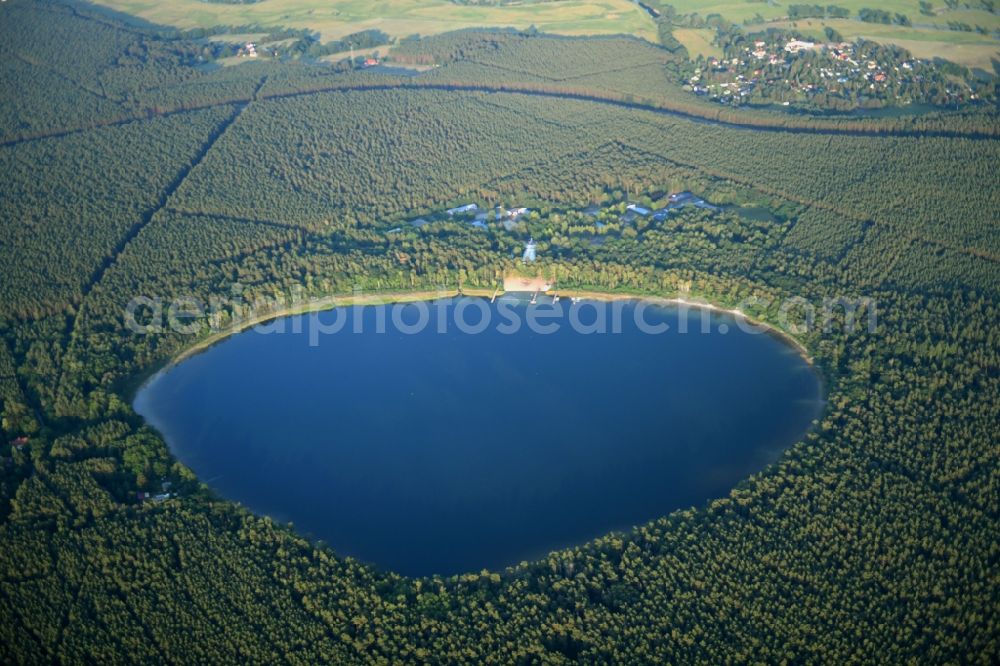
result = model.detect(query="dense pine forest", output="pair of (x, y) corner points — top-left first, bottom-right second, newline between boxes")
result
(1, 0), (997, 662)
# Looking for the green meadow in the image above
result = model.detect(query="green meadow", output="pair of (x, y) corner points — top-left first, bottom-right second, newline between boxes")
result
(666, 0), (997, 28)
(94, 0), (999, 68)
(769, 17), (999, 70)
(672, 27), (724, 59)
(92, 0), (659, 42)
(667, 0), (999, 69)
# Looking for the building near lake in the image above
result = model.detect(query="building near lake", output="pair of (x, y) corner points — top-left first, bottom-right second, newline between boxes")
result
(522, 239), (537, 263)
(446, 203), (478, 216)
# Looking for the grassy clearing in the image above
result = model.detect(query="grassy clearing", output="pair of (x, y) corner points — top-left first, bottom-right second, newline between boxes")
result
(885, 38), (999, 71)
(205, 32), (270, 44)
(92, 0), (657, 42)
(665, 0), (788, 23)
(318, 46), (385, 63)
(665, 1), (999, 69)
(667, 0), (999, 28)
(768, 18), (999, 70)
(672, 28), (723, 59)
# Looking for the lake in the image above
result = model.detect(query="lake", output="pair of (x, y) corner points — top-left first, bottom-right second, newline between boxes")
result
(134, 296), (823, 577)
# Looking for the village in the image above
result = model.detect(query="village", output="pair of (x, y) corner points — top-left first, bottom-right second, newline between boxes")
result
(684, 35), (982, 109)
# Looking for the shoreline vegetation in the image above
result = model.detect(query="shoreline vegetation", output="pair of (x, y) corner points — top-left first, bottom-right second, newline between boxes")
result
(129, 285), (817, 402)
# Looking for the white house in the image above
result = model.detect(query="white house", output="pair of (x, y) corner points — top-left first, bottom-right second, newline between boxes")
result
(784, 40), (815, 54)
(446, 203), (478, 216)
(522, 239), (537, 263)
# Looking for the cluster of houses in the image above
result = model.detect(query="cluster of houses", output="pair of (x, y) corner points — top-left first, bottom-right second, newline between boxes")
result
(614, 192), (719, 225)
(238, 41), (287, 60)
(404, 192), (720, 237)
(410, 193), (719, 233)
(691, 38), (932, 105)
(394, 192), (722, 264)
(803, 42), (919, 91)
(410, 203), (534, 232)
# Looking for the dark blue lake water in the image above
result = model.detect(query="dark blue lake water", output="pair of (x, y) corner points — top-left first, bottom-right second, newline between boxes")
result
(134, 297), (823, 577)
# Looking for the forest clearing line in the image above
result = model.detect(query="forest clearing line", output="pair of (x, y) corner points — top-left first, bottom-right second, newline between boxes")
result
(5, 73), (999, 150)
(56, 80), (268, 406)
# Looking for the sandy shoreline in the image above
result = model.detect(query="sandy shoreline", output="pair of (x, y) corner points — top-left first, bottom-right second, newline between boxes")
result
(551, 289), (815, 365)
(128, 287), (814, 400)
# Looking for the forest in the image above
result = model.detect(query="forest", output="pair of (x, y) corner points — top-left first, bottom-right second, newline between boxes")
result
(0, 0), (997, 663)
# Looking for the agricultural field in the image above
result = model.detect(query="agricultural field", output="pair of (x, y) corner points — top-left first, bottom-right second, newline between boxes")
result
(93, 0), (1000, 70)
(91, 0), (658, 42)
(1, 2), (998, 663)
(766, 18), (1000, 70)
(884, 34), (1000, 69)
(666, 0), (998, 28)
(672, 27), (724, 58)
(665, 0), (1000, 70)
